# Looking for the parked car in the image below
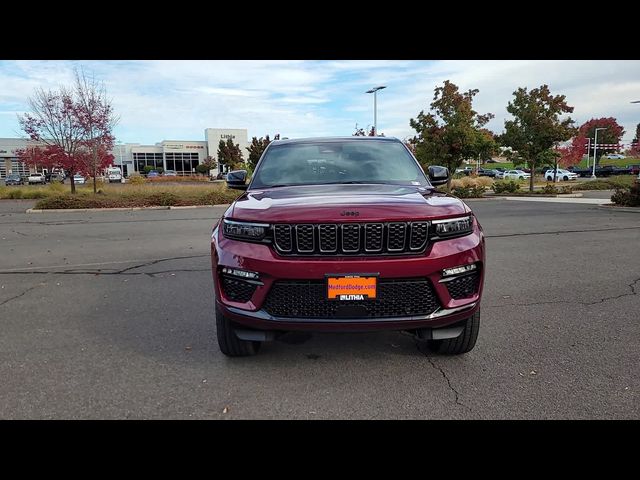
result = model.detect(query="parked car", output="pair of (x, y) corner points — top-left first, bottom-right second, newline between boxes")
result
(73, 174), (86, 184)
(163, 170), (177, 177)
(478, 168), (498, 178)
(606, 154), (625, 159)
(629, 164), (640, 175)
(27, 173), (46, 185)
(545, 168), (578, 182)
(495, 170), (506, 180)
(503, 170), (531, 181)
(49, 173), (65, 183)
(213, 136), (485, 357)
(147, 170), (160, 178)
(216, 172), (228, 180)
(106, 167), (123, 183)
(4, 174), (24, 186)
(455, 166), (473, 176)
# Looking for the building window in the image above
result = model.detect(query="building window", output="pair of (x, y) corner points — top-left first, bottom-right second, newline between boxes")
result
(164, 153), (199, 175)
(133, 153), (163, 172)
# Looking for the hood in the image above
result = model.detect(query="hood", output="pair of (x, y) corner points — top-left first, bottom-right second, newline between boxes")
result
(229, 184), (470, 223)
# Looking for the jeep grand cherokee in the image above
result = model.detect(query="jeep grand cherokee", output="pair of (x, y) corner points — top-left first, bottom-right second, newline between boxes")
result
(211, 137), (485, 356)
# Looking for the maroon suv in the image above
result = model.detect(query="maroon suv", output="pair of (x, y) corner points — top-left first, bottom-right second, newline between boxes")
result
(211, 137), (485, 356)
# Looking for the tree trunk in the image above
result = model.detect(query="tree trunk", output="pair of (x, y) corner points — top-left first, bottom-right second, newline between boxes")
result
(93, 145), (98, 194)
(529, 161), (534, 192)
(446, 175), (452, 193)
(70, 175), (76, 194)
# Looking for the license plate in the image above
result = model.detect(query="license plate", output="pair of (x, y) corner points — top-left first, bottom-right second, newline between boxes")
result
(327, 275), (377, 300)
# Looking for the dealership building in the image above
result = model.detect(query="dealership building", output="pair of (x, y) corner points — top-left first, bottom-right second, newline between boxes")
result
(0, 128), (248, 178)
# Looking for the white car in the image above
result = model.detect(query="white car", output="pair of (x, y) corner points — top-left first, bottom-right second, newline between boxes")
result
(545, 168), (578, 182)
(503, 170), (531, 181)
(27, 173), (46, 185)
(606, 154), (625, 159)
(73, 174), (86, 184)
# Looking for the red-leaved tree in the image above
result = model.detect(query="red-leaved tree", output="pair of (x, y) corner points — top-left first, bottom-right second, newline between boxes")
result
(18, 68), (117, 194)
(555, 135), (587, 167)
(18, 86), (87, 193)
(578, 118), (625, 166)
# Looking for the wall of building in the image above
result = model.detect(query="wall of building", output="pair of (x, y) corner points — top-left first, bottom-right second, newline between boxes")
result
(1, 128), (249, 178)
(0, 138), (42, 178)
(205, 128), (249, 173)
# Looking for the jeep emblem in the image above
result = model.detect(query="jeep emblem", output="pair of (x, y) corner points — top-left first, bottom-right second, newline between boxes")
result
(340, 211), (360, 216)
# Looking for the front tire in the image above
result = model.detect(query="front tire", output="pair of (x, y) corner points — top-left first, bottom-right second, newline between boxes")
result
(216, 307), (261, 357)
(427, 309), (480, 355)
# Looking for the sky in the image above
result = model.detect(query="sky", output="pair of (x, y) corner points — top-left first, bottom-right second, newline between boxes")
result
(1, 60), (639, 146)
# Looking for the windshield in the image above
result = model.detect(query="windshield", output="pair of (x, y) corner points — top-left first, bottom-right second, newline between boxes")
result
(250, 140), (430, 189)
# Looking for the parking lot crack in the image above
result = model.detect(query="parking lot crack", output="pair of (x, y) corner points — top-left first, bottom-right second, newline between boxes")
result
(487, 225), (640, 239)
(489, 278), (640, 309)
(0, 284), (40, 307)
(0, 254), (210, 277)
(424, 355), (471, 412)
(586, 276), (640, 305)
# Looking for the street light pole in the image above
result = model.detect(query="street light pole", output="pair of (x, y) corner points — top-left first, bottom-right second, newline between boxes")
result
(585, 137), (591, 170)
(592, 127), (606, 179)
(365, 86), (386, 136)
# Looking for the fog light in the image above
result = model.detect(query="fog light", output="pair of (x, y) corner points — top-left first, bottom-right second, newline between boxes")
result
(221, 267), (260, 280)
(442, 263), (476, 277)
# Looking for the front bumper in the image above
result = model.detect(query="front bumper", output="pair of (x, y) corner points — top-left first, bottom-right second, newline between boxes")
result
(211, 220), (485, 332)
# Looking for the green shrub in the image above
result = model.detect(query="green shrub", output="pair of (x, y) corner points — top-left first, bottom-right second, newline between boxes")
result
(559, 185), (573, 194)
(542, 184), (558, 194)
(195, 164), (210, 176)
(611, 182), (640, 207)
(128, 175), (146, 185)
(493, 181), (520, 194)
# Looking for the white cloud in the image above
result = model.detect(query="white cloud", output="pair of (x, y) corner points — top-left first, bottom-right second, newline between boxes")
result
(1, 60), (639, 146)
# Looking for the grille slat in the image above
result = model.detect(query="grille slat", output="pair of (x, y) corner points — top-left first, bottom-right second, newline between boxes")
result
(274, 225), (292, 252)
(319, 224), (337, 252)
(263, 278), (440, 318)
(365, 223), (383, 252)
(273, 222), (428, 255)
(295, 224), (315, 252)
(341, 224), (361, 252)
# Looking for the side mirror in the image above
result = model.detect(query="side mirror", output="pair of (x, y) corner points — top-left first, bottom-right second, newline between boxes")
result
(428, 165), (449, 186)
(226, 169), (248, 190)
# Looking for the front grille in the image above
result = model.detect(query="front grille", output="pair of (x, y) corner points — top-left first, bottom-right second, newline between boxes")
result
(263, 278), (441, 318)
(444, 273), (479, 299)
(273, 222), (429, 256)
(221, 276), (257, 302)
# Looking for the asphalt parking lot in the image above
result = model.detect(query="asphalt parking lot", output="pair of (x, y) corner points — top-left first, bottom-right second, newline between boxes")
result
(0, 197), (638, 419)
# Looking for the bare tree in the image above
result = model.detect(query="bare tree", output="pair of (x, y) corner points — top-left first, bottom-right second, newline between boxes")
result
(74, 68), (119, 193)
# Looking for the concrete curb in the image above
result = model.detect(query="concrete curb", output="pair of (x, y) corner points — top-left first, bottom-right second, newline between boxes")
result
(26, 204), (231, 213)
(596, 204), (640, 213)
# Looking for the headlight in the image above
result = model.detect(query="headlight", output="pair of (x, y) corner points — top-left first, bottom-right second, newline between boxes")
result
(432, 215), (473, 239)
(222, 219), (270, 241)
